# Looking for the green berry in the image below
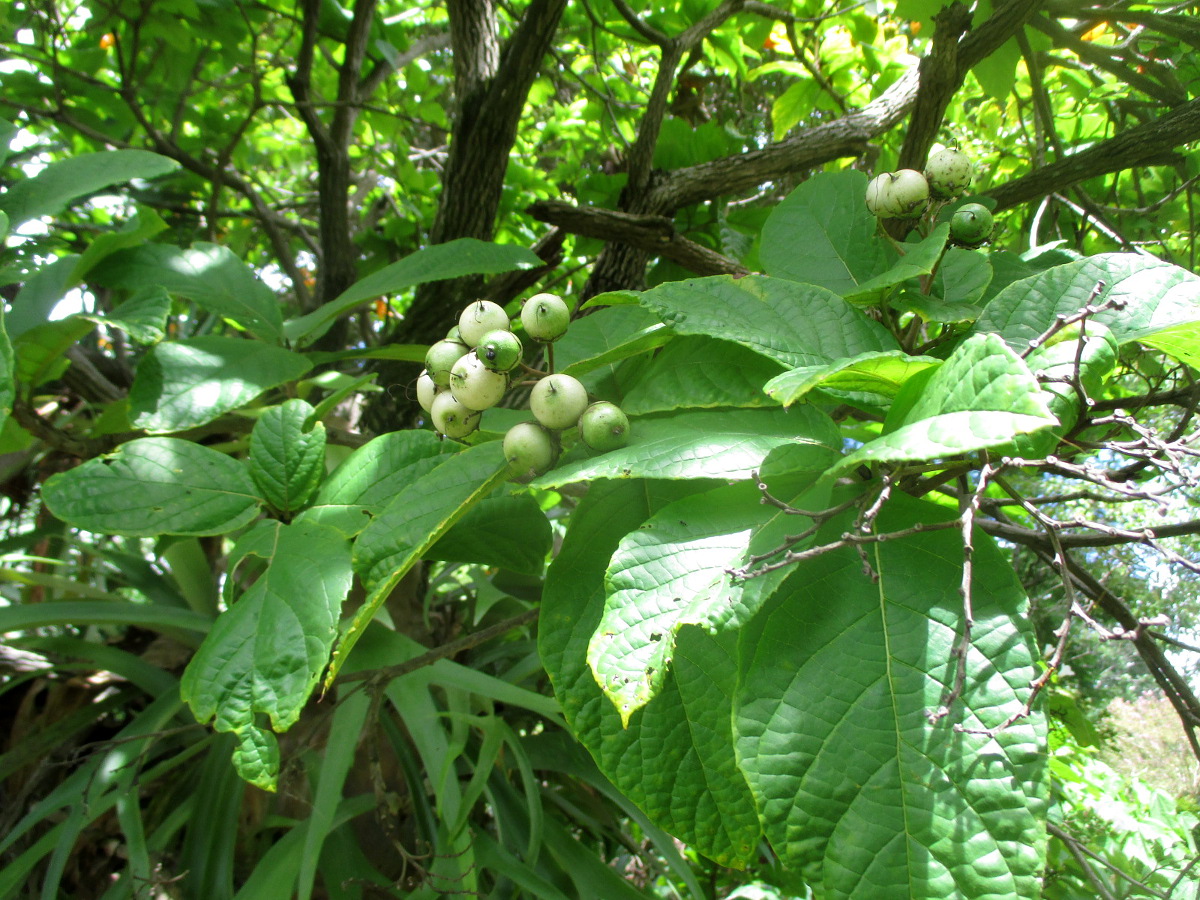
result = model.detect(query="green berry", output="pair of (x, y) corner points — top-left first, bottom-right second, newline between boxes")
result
(425, 338), (469, 387)
(520, 293), (571, 342)
(949, 203), (994, 245)
(924, 149), (973, 199)
(503, 422), (556, 480)
(449, 351), (509, 411)
(476, 329), (523, 372)
(579, 401), (630, 452)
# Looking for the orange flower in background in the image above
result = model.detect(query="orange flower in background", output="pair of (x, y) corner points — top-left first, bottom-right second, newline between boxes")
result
(99, 33), (115, 49)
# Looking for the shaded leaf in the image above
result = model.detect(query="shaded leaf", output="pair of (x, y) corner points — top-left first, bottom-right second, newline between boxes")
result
(0, 150), (179, 227)
(129, 336), (312, 432)
(285, 239), (542, 346)
(539, 480), (762, 868)
(42, 437), (261, 536)
(92, 243), (285, 343)
(759, 171), (889, 294)
(621, 336), (788, 415)
(181, 520), (353, 791)
(79, 288), (171, 345)
(327, 441), (509, 686)
(429, 491), (553, 576)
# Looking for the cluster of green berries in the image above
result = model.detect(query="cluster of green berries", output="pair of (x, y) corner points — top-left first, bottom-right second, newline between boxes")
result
(416, 293), (631, 479)
(865, 148), (994, 246)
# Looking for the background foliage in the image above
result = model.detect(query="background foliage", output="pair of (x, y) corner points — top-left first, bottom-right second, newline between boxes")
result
(2, 0), (1200, 897)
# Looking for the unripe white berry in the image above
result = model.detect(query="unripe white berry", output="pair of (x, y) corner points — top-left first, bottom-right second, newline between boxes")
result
(459, 300), (511, 347)
(449, 351), (509, 411)
(416, 369), (440, 413)
(579, 401), (630, 452)
(425, 339), (469, 387)
(431, 391), (481, 439)
(924, 148), (973, 199)
(529, 373), (589, 430)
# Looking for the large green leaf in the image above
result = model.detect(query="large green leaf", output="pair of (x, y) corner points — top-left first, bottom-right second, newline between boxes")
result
(12, 318), (94, 392)
(248, 399), (326, 513)
(588, 473), (834, 723)
(621, 336), (788, 414)
(284, 239), (542, 346)
(637, 274), (896, 369)
(555, 305), (670, 385)
(326, 441), (509, 686)
(539, 480), (762, 868)
(181, 519), (354, 791)
(299, 430), (454, 535)
(92, 243), (285, 343)
(42, 437), (262, 536)
(764, 351), (941, 409)
(0, 150), (179, 227)
(71, 207), (169, 283)
(1138, 321), (1200, 370)
(79, 287), (172, 345)
(128, 336), (312, 432)
(973, 253), (1200, 349)
(842, 224), (951, 305)
(735, 495), (1047, 897)
(832, 334), (1057, 474)
(759, 171), (890, 294)
(428, 491), (553, 576)
(533, 406), (841, 487)
(6, 255), (79, 339)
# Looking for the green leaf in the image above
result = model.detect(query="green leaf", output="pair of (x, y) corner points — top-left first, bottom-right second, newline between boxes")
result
(71, 207), (169, 283)
(735, 495), (1047, 897)
(832, 334), (1057, 474)
(539, 480), (762, 868)
(759, 171), (890, 294)
(12, 318), (94, 393)
(42, 437), (262, 536)
(588, 476), (834, 723)
(971, 32), (1021, 100)
(973, 253), (1200, 350)
(248, 399), (326, 513)
(764, 351), (942, 409)
(428, 491), (553, 576)
(556, 306), (671, 382)
(129, 336), (312, 432)
(181, 520), (353, 791)
(0, 150), (180, 227)
(638, 274), (896, 369)
(92, 243), (285, 343)
(621, 336), (788, 414)
(79, 287), (171, 345)
(1139, 321), (1200, 369)
(284, 239), (542, 346)
(842, 224), (951, 305)
(7, 255), (79, 339)
(533, 406), (841, 487)
(327, 441), (509, 686)
(299, 430), (453, 535)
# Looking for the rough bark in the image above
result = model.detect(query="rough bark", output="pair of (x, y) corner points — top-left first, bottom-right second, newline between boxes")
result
(399, 0), (569, 347)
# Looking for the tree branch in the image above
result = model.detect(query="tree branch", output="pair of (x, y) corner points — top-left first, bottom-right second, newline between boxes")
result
(986, 98), (1200, 211)
(528, 200), (749, 276)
